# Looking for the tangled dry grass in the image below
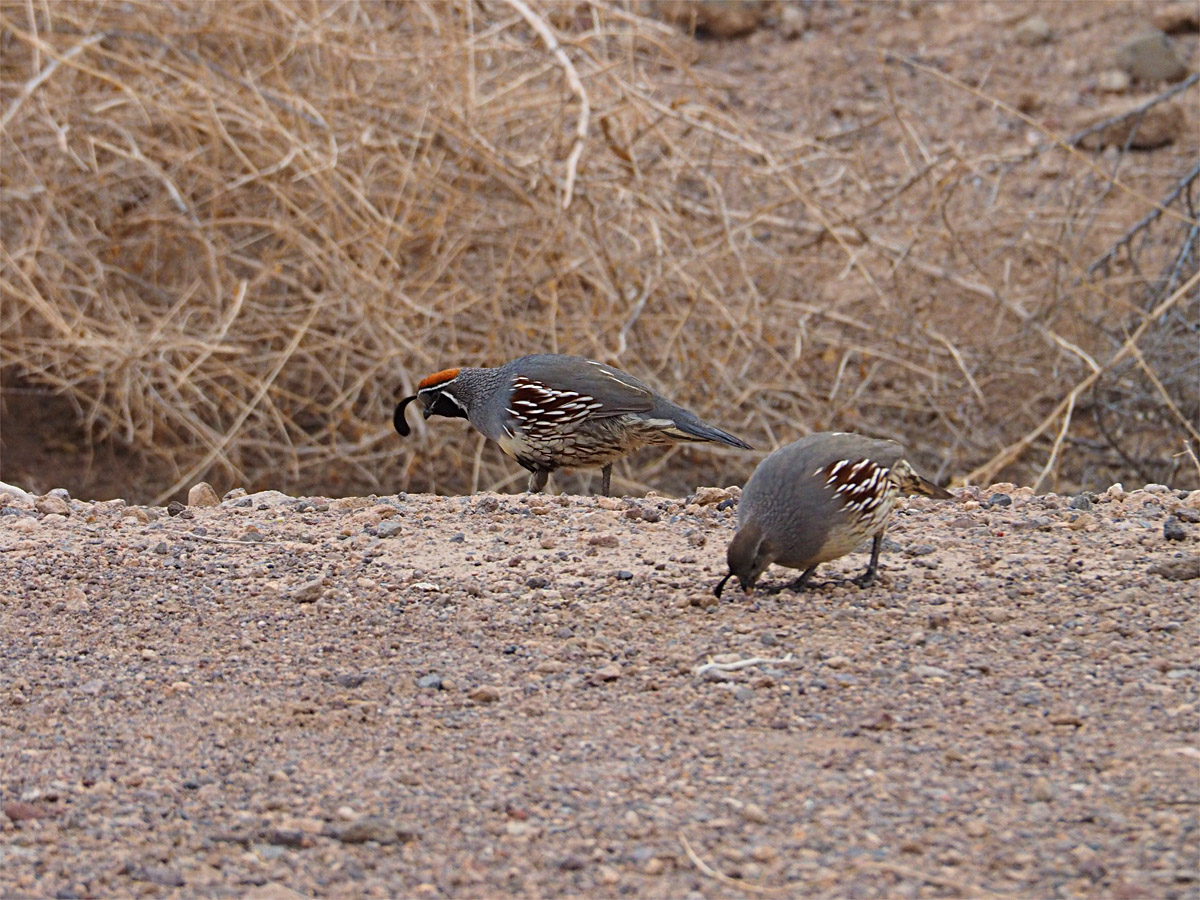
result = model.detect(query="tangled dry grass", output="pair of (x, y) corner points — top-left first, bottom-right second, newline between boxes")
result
(1, 1), (1197, 502)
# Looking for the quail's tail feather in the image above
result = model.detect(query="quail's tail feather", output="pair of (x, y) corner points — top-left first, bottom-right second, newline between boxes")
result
(668, 418), (753, 450)
(891, 460), (953, 499)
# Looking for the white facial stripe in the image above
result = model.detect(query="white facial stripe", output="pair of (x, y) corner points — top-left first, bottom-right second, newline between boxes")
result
(422, 387), (466, 411)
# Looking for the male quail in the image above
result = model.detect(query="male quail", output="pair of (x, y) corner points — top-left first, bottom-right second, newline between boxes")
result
(715, 432), (952, 597)
(394, 354), (752, 496)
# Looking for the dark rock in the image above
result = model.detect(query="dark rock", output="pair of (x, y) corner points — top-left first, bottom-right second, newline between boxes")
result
(986, 493), (1013, 508)
(526, 576), (550, 589)
(1163, 517), (1187, 541)
(263, 828), (309, 848)
(376, 520), (403, 539)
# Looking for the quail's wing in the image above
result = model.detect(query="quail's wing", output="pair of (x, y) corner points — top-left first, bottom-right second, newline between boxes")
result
(509, 355), (654, 418)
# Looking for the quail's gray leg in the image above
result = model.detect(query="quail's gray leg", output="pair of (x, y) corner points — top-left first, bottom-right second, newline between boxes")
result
(785, 564), (821, 592)
(528, 469), (550, 493)
(600, 464), (613, 498)
(852, 533), (885, 587)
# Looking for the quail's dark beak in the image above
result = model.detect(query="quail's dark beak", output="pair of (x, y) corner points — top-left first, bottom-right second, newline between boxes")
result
(393, 395), (420, 437)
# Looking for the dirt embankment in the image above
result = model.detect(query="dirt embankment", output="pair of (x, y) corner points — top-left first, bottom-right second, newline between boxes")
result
(1, 479), (1198, 899)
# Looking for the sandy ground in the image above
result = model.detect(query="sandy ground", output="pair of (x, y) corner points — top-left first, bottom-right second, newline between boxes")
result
(1, 480), (1197, 899)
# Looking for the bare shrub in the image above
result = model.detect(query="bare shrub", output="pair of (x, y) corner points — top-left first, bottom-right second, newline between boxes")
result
(2, 2), (1196, 501)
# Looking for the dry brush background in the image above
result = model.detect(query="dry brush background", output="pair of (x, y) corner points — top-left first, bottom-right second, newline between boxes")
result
(1, 0), (1197, 503)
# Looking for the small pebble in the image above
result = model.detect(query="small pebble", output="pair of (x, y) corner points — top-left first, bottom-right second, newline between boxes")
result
(188, 482), (220, 508)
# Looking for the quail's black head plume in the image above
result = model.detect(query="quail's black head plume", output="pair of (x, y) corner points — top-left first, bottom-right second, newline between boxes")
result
(715, 432), (952, 598)
(395, 354), (752, 496)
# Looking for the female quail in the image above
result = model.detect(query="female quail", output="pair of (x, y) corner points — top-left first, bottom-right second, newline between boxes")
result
(395, 354), (752, 496)
(715, 432), (952, 597)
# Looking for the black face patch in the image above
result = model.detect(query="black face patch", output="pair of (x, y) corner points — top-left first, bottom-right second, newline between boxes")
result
(420, 387), (468, 422)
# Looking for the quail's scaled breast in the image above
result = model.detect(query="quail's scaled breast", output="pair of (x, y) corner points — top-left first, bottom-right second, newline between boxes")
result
(395, 354), (752, 497)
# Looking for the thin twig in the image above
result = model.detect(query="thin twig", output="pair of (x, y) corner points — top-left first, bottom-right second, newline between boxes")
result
(679, 830), (792, 895)
(694, 654), (797, 676)
(501, 0), (590, 210)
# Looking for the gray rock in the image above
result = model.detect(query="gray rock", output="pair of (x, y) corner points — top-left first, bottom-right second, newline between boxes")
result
(1068, 494), (1093, 511)
(1116, 29), (1188, 82)
(1163, 517), (1187, 541)
(288, 579), (326, 604)
(376, 520), (403, 539)
(417, 674), (443, 690)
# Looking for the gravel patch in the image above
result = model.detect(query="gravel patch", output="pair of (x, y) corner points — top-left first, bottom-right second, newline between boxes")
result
(1, 484), (1197, 898)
